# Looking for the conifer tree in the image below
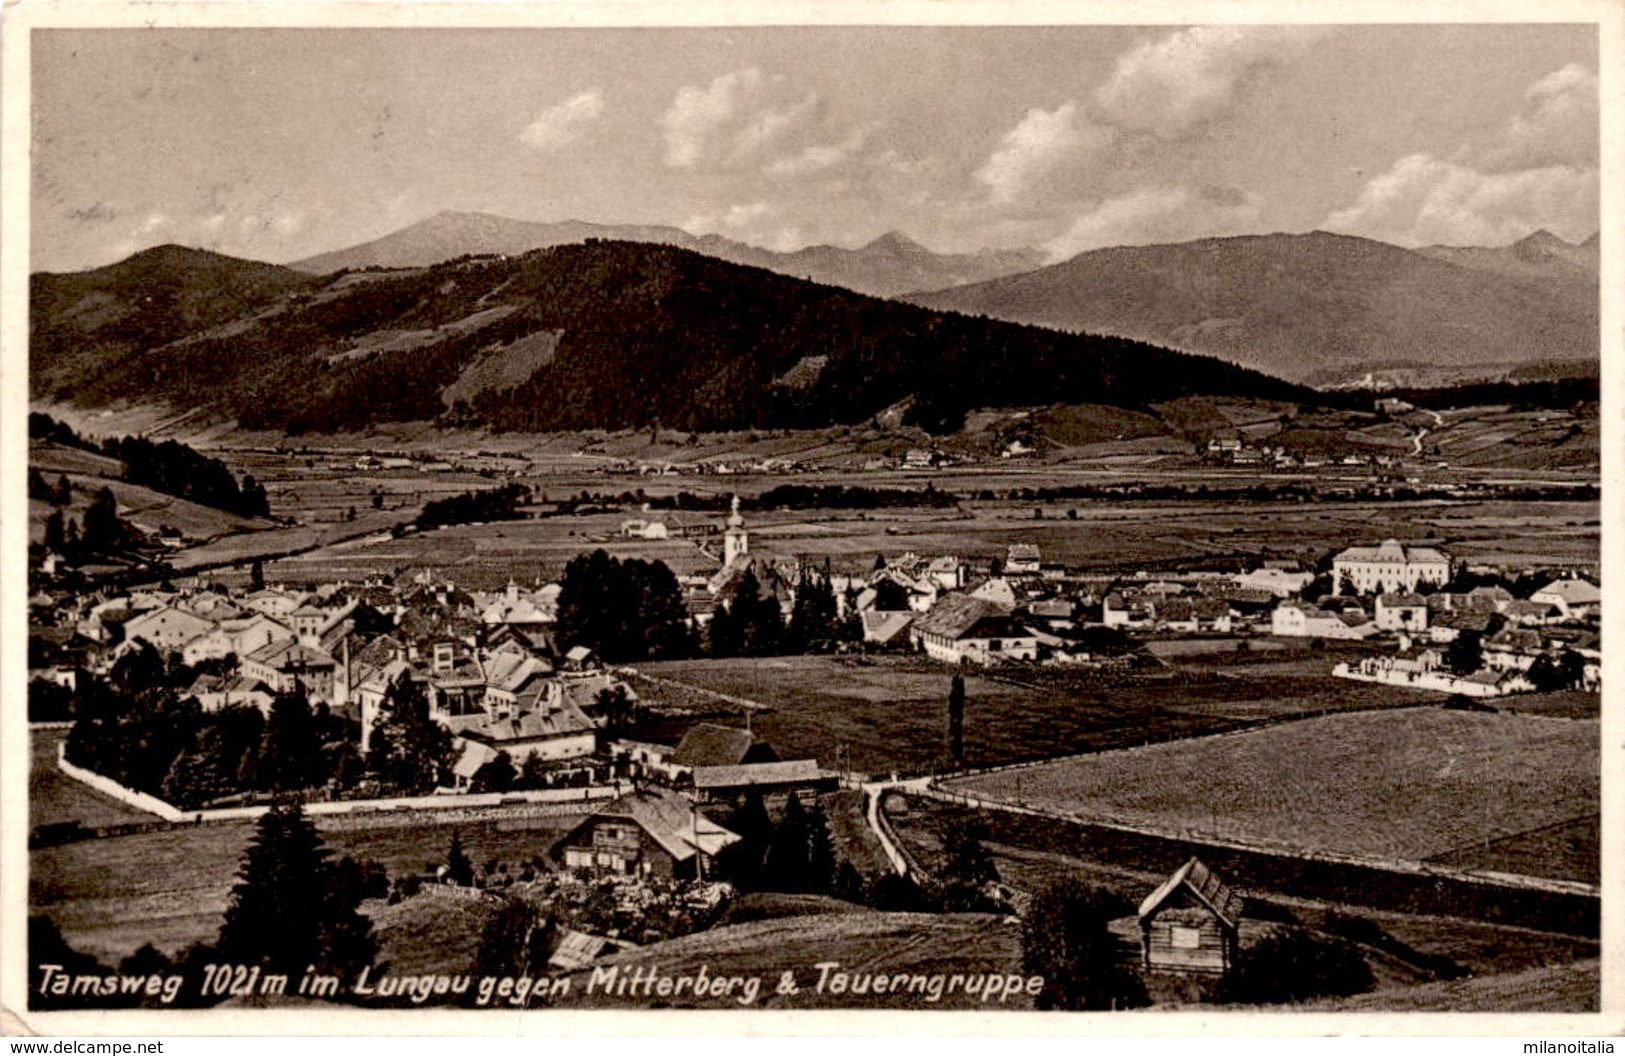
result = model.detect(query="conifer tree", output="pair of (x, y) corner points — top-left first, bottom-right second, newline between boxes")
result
(215, 798), (377, 978)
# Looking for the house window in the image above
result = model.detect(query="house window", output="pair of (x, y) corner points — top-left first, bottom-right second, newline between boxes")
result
(1171, 926), (1202, 949)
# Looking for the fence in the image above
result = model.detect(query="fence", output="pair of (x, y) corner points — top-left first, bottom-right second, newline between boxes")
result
(55, 743), (627, 827)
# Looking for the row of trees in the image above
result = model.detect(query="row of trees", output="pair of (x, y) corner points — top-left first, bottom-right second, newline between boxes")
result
(62, 645), (455, 809)
(29, 412), (269, 518)
(415, 483), (532, 531)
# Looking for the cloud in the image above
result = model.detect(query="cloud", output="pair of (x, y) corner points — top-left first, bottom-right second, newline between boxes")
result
(683, 200), (804, 252)
(1044, 185), (1263, 260)
(1094, 26), (1328, 139)
(659, 68), (825, 170)
(974, 102), (1116, 207)
(1481, 63), (1597, 171)
(1322, 154), (1597, 247)
(1324, 64), (1598, 246)
(518, 89), (607, 151)
(764, 125), (873, 179)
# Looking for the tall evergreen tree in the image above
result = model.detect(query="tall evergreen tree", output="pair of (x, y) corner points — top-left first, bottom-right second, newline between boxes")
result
(215, 798), (377, 978)
(81, 486), (125, 553)
(366, 674), (454, 793)
(947, 673), (966, 767)
(259, 684), (318, 791)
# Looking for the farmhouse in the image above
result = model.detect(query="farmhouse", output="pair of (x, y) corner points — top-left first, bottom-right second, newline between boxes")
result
(122, 605), (215, 653)
(240, 639), (338, 699)
(1270, 602), (1375, 640)
(1332, 540), (1451, 595)
(1138, 858), (1241, 976)
(621, 518), (670, 541)
(458, 689), (599, 762)
(1374, 593), (1428, 632)
(1530, 578), (1601, 621)
(551, 788), (739, 879)
(909, 594), (1039, 664)
(1005, 544), (1042, 575)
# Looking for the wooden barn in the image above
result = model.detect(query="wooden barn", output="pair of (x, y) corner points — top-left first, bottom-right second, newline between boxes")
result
(551, 788), (739, 880)
(1137, 858), (1242, 975)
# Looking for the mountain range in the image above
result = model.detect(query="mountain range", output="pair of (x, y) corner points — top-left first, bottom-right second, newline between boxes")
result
(906, 229), (1597, 386)
(291, 210), (1046, 300)
(31, 240), (1307, 437)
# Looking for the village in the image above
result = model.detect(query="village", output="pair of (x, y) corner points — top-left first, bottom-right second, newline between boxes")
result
(25, 476), (1604, 1008)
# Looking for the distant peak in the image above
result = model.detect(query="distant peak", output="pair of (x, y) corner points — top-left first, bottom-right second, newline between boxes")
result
(1583, 232), (1599, 249)
(864, 231), (929, 254)
(1515, 228), (1569, 249)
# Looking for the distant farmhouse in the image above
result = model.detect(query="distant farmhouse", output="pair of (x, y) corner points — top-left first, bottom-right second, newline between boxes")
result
(1332, 540), (1451, 595)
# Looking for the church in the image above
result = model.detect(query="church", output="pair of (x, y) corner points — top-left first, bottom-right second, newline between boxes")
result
(706, 497), (797, 617)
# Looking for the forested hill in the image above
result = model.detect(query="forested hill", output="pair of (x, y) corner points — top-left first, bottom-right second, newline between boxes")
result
(31, 240), (1314, 435)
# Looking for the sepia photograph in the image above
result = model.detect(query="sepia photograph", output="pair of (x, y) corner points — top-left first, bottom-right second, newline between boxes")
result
(4, 0), (1616, 1033)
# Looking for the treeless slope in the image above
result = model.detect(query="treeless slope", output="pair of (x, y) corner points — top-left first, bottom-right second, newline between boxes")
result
(908, 231), (1597, 385)
(1300, 957), (1597, 1012)
(557, 911), (1030, 1009)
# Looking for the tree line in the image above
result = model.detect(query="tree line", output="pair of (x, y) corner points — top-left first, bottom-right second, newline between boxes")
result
(30, 413), (269, 518)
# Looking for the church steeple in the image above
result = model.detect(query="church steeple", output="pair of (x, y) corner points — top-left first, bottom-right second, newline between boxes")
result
(724, 495), (749, 566)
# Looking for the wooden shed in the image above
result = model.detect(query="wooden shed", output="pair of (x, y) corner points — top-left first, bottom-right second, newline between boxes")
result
(1137, 858), (1242, 975)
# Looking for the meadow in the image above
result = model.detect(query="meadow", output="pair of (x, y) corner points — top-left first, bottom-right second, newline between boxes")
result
(632, 649), (1438, 777)
(30, 730), (581, 963)
(940, 707), (1599, 872)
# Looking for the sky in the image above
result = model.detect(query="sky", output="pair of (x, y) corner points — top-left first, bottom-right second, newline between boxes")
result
(29, 23), (1601, 272)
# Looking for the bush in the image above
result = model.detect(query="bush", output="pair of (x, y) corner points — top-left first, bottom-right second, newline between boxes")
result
(1222, 928), (1374, 1005)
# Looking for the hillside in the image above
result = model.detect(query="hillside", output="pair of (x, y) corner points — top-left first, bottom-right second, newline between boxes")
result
(31, 246), (316, 400)
(31, 240), (1313, 437)
(907, 231), (1598, 386)
(291, 210), (1043, 298)
(1416, 229), (1598, 302)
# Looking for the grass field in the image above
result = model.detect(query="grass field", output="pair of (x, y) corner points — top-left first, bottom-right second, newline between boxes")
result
(631, 651), (1440, 776)
(941, 708), (1598, 871)
(29, 732), (584, 963)
(886, 794), (1598, 995)
(552, 911), (1030, 1009)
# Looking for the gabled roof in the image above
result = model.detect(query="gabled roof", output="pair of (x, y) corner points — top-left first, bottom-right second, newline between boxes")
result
(1377, 592), (1428, 608)
(1533, 579), (1602, 604)
(861, 610), (914, 643)
(911, 594), (1009, 640)
(243, 638), (336, 669)
(671, 723), (760, 768)
(578, 789), (739, 862)
(466, 698), (596, 744)
(1138, 857), (1242, 930)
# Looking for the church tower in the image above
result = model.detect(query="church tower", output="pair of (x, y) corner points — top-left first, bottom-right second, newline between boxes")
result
(724, 495), (749, 566)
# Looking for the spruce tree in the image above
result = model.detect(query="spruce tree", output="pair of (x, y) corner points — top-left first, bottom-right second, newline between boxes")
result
(947, 673), (966, 767)
(215, 798), (377, 978)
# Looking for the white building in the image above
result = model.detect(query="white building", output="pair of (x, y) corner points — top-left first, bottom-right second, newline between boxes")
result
(1332, 540), (1451, 596)
(1530, 578), (1602, 621)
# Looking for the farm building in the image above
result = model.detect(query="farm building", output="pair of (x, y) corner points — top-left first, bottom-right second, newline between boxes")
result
(1138, 858), (1242, 976)
(692, 758), (835, 801)
(1530, 578), (1602, 621)
(551, 788), (739, 879)
(1270, 602), (1376, 640)
(910, 593), (1039, 665)
(670, 723), (779, 769)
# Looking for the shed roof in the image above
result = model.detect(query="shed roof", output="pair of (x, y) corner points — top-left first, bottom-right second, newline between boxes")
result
(693, 759), (824, 790)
